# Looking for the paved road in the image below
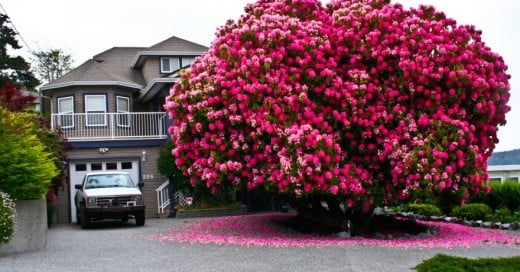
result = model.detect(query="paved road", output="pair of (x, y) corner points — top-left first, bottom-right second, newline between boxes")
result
(1, 217), (519, 272)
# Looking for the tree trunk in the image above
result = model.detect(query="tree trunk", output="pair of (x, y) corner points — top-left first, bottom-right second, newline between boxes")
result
(286, 194), (356, 234)
(285, 194), (430, 237)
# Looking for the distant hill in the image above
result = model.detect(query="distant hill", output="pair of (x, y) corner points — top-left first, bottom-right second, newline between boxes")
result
(488, 149), (520, 165)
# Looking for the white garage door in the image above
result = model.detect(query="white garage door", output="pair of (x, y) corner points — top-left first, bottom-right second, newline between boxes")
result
(69, 160), (140, 222)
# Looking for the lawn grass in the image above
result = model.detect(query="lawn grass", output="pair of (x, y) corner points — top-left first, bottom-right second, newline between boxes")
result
(415, 254), (520, 272)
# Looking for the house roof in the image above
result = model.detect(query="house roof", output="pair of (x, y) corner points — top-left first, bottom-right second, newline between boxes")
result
(40, 36), (208, 100)
(41, 47), (145, 92)
(148, 36), (208, 52)
(488, 149), (520, 166)
(131, 36), (208, 68)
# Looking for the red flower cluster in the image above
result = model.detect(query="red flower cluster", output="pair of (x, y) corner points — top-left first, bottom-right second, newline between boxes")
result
(164, 0), (510, 209)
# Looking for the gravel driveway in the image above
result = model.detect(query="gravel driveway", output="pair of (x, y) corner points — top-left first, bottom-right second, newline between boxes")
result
(1, 217), (518, 272)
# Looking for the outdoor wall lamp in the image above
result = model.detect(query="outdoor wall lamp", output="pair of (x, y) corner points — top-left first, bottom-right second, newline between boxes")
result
(98, 147), (109, 154)
(141, 150), (147, 162)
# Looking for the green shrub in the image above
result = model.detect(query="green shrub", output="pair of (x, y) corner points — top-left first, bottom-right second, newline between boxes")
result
(490, 207), (514, 223)
(513, 211), (520, 222)
(399, 203), (442, 216)
(484, 182), (504, 210)
(497, 181), (520, 211)
(0, 109), (58, 200)
(416, 254), (520, 272)
(451, 203), (492, 220)
(0, 191), (16, 244)
(157, 140), (191, 192)
(437, 190), (465, 215)
(471, 181), (520, 212)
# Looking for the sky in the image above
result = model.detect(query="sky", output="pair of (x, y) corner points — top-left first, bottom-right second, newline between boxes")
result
(1, 0), (519, 152)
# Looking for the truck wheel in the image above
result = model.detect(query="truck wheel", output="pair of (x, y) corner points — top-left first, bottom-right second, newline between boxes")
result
(80, 207), (91, 229)
(135, 211), (145, 226)
(76, 208), (81, 224)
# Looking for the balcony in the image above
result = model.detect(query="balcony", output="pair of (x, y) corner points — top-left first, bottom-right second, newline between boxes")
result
(51, 112), (168, 141)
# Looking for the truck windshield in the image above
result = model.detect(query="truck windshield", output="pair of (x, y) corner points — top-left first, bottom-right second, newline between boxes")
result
(85, 174), (135, 189)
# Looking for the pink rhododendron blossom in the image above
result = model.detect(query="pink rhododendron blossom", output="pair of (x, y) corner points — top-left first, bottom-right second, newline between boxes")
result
(164, 0), (510, 210)
(151, 214), (520, 248)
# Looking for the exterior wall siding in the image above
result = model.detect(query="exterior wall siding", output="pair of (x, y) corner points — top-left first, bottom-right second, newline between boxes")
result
(488, 170), (520, 182)
(56, 184), (70, 224)
(142, 57), (161, 83)
(51, 86), (135, 114)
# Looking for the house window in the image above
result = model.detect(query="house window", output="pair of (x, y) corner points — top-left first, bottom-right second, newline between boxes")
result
(57, 96), (74, 128)
(116, 96), (130, 127)
(160, 57), (180, 73)
(85, 95), (107, 126)
(181, 57), (196, 68)
(507, 177), (519, 182)
(489, 178), (502, 183)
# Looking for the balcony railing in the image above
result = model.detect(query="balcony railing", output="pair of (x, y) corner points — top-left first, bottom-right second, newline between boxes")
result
(51, 112), (168, 141)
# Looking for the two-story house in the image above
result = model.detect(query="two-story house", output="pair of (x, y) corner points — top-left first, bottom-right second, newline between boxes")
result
(487, 149), (520, 183)
(40, 36), (208, 223)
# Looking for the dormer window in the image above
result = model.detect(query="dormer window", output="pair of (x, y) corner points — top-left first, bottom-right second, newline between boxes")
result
(160, 56), (197, 73)
(181, 57), (196, 67)
(161, 57), (180, 73)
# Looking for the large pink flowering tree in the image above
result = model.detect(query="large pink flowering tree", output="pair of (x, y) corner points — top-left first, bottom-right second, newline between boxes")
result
(165, 0), (510, 232)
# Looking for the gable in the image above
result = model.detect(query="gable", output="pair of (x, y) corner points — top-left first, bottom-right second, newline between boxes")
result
(131, 36), (208, 68)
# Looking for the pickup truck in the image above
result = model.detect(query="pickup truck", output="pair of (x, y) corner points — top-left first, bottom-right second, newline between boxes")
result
(74, 171), (145, 229)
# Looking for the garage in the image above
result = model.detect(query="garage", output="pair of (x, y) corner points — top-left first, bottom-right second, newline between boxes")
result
(68, 159), (140, 222)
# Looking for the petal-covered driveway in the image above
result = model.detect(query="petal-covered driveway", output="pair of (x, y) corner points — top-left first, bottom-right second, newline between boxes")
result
(1, 216), (519, 272)
(152, 213), (520, 248)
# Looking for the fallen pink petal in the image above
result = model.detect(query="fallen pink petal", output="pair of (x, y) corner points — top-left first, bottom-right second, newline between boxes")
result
(151, 213), (520, 248)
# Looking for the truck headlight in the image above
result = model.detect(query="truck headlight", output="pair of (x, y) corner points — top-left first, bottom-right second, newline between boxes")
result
(132, 195), (143, 204)
(86, 197), (97, 207)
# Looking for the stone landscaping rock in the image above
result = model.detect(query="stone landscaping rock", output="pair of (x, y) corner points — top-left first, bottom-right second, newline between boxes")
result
(377, 209), (520, 233)
(399, 212), (413, 217)
(374, 232), (385, 239)
(372, 207), (384, 215)
(501, 223), (511, 230)
(463, 220), (473, 226)
(415, 232), (430, 238)
(336, 231), (351, 238)
(384, 211), (394, 217)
